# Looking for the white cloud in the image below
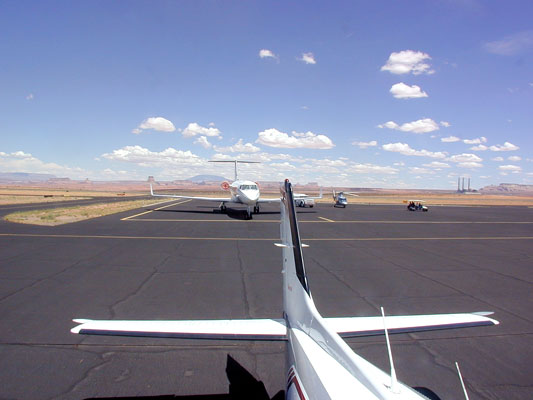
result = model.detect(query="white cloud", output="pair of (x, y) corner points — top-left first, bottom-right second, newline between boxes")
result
(349, 164), (398, 175)
(26, 93), (34, 101)
(0, 150), (88, 178)
(448, 153), (483, 163)
(352, 140), (377, 149)
(492, 156), (504, 162)
(382, 142), (447, 158)
(441, 136), (461, 143)
(378, 121), (400, 130)
(463, 137), (487, 144)
(470, 145), (488, 151)
(458, 162), (483, 169)
(484, 30), (533, 56)
(259, 49), (278, 61)
(299, 52), (316, 64)
(314, 159), (347, 167)
(214, 139), (260, 153)
(380, 50), (434, 75)
(489, 142), (519, 152)
(499, 164), (522, 172)
(132, 117), (176, 134)
(508, 155), (522, 161)
(269, 162), (297, 170)
(389, 82), (428, 99)
(194, 136), (212, 149)
(256, 128), (334, 149)
(182, 122), (222, 138)
(440, 121), (451, 128)
(378, 118), (440, 134)
(409, 167), (435, 174)
(393, 161), (405, 166)
(101, 145), (203, 168)
(423, 161), (450, 169)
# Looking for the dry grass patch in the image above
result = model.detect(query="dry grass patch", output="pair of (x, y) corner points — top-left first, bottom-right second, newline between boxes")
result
(0, 194), (91, 205)
(0, 188), (145, 205)
(4, 199), (169, 226)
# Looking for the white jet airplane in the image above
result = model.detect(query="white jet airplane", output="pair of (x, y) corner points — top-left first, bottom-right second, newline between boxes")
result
(150, 160), (321, 219)
(72, 179), (498, 399)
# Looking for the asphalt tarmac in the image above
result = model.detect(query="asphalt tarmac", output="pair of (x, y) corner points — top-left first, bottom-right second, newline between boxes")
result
(0, 199), (532, 399)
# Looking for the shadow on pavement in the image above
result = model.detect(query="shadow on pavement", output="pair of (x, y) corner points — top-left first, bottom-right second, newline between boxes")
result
(84, 354), (284, 400)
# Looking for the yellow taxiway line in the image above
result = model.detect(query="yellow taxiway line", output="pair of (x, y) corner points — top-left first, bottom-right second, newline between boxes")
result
(314, 220), (533, 224)
(1, 233), (532, 242)
(123, 218), (280, 223)
(122, 217), (532, 224)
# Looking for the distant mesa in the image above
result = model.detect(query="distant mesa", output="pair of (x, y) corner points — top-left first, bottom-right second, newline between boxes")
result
(0, 172), (56, 183)
(480, 183), (533, 195)
(187, 174), (229, 183)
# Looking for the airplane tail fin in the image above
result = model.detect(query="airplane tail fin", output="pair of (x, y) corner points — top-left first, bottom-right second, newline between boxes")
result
(209, 160), (260, 181)
(280, 179), (310, 296)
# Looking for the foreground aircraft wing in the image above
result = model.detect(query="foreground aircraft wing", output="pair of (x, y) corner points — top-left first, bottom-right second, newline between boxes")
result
(150, 184), (231, 203)
(71, 311), (497, 340)
(326, 312), (499, 338)
(71, 318), (286, 340)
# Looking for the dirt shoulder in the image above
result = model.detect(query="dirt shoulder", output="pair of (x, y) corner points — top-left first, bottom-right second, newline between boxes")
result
(0, 188), (144, 205)
(3, 199), (168, 226)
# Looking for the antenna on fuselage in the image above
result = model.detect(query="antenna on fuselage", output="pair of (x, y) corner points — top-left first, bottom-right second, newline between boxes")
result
(381, 307), (400, 394)
(455, 362), (470, 400)
(208, 160), (260, 181)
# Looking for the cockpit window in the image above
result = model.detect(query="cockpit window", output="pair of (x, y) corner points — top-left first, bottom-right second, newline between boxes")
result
(240, 185), (258, 190)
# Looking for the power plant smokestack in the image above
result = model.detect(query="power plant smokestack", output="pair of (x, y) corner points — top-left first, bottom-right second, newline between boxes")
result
(462, 178), (465, 192)
(458, 177), (461, 192)
(468, 178), (471, 191)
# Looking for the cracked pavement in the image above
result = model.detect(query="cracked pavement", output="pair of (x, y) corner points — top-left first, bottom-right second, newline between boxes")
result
(0, 200), (532, 399)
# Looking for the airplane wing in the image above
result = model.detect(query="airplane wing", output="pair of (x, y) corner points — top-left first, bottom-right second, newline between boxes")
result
(293, 187), (323, 200)
(71, 318), (287, 340)
(326, 312), (499, 338)
(256, 197), (281, 203)
(72, 311), (497, 340)
(150, 184), (231, 203)
(256, 188), (323, 203)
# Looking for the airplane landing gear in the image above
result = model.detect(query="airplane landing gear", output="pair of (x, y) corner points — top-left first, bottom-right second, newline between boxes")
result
(246, 206), (254, 220)
(253, 205), (260, 214)
(219, 203), (227, 213)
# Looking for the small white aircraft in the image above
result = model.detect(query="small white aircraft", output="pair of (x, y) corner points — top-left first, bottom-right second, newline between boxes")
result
(150, 160), (321, 219)
(72, 179), (498, 399)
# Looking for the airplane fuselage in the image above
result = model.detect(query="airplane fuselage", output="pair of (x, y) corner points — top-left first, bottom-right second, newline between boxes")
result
(228, 179), (260, 206)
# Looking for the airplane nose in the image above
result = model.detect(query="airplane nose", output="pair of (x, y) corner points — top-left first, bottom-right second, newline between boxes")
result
(245, 190), (259, 202)
(249, 191), (259, 201)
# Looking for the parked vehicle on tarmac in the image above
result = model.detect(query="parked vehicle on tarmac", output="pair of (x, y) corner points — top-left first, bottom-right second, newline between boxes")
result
(406, 200), (428, 212)
(295, 197), (315, 208)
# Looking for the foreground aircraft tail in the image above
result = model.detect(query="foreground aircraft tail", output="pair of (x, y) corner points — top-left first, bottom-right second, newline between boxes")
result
(280, 179), (498, 399)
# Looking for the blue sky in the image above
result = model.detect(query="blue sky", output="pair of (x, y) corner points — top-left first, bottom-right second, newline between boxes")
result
(1, 1), (532, 188)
